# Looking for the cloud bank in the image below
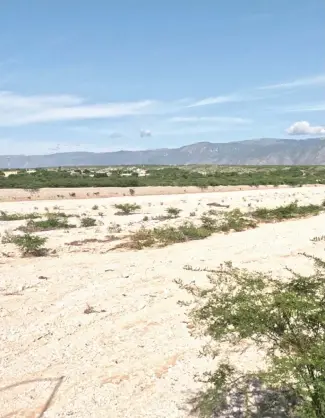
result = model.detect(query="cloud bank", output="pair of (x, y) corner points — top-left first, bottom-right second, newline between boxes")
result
(286, 121), (325, 135)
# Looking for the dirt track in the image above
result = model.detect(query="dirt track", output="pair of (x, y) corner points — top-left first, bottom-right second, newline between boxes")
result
(0, 184), (323, 202)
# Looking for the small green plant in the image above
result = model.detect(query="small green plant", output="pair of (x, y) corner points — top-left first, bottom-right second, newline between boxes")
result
(166, 207), (182, 218)
(200, 215), (217, 230)
(92, 205), (99, 210)
(129, 188), (135, 196)
(69, 192), (76, 197)
(190, 211), (196, 217)
(114, 203), (141, 215)
(11, 233), (48, 257)
(80, 217), (96, 227)
(143, 215), (149, 221)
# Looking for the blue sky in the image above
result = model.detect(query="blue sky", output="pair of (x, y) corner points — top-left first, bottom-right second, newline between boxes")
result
(0, 0), (324, 155)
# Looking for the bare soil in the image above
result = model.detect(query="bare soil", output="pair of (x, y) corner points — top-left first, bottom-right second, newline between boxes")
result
(1, 186), (325, 417)
(0, 183), (323, 202)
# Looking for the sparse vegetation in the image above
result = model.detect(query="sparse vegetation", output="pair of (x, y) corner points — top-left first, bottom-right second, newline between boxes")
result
(129, 227), (156, 249)
(1, 230), (15, 244)
(128, 221), (215, 250)
(124, 201), (324, 250)
(166, 207), (182, 218)
(0, 211), (39, 221)
(177, 255), (325, 417)
(10, 233), (48, 256)
(218, 209), (257, 232)
(251, 201), (322, 222)
(80, 217), (96, 227)
(92, 205), (99, 210)
(18, 216), (75, 232)
(114, 203), (141, 215)
(107, 222), (122, 233)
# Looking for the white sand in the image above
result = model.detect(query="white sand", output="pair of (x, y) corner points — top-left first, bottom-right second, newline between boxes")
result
(1, 186), (325, 417)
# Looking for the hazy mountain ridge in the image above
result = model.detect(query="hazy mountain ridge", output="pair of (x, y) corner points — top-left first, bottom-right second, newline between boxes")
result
(1, 138), (325, 168)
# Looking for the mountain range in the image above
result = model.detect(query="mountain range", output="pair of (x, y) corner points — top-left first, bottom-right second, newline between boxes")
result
(1, 138), (325, 168)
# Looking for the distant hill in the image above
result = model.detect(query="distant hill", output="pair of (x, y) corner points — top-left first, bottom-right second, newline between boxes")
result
(1, 138), (325, 168)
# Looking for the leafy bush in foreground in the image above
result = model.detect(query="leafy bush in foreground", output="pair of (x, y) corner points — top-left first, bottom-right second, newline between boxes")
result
(177, 255), (325, 417)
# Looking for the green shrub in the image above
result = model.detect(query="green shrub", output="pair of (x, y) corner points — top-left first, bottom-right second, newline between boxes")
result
(80, 217), (96, 227)
(129, 228), (155, 249)
(177, 255), (325, 417)
(218, 209), (257, 232)
(11, 233), (48, 256)
(114, 203), (141, 215)
(200, 215), (217, 230)
(165, 207), (182, 218)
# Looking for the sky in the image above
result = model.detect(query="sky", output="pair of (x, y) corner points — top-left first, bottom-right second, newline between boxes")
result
(0, 0), (324, 155)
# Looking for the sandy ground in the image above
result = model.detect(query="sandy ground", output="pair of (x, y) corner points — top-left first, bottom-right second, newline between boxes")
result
(1, 186), (325, 417)
(0, 184), (324, 202)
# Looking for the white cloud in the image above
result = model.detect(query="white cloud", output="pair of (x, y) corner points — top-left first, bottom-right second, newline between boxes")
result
(0, 91), (156, 126)
(260, 74), (325, 90)
(0, 90), (255, 127)
(286, 121), (325, 135)
(187, 94), (244, 108)
(169, 116), (252, 124)
(283, 103), (325, 113)
(0, 91), (83, 109)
